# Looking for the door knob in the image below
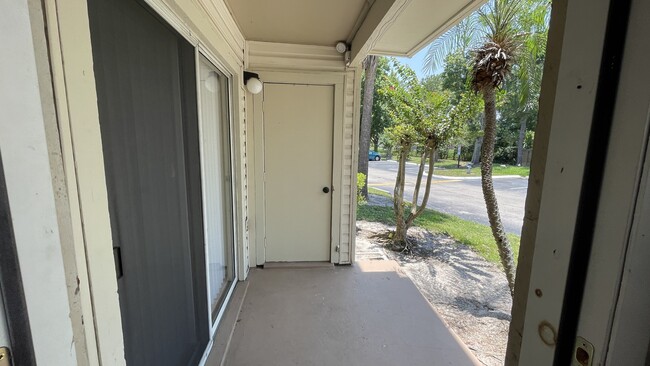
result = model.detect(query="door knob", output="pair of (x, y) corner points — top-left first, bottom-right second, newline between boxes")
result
(322, 187), (330, 193)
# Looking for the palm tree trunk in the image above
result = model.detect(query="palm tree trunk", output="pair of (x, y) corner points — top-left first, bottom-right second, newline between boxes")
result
(481, 87), (516, 296)
(516, 116), (527, 166)
(357, 56), (378, 200)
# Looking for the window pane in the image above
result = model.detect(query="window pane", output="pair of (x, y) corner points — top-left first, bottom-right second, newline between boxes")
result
(198, 56), (234, 322)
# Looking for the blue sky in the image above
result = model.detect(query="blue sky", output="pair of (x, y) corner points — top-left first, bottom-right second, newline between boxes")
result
(395, 46), (443, 79)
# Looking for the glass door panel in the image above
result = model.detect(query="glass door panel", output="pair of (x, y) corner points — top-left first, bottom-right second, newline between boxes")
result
(198, 55), (235, 323)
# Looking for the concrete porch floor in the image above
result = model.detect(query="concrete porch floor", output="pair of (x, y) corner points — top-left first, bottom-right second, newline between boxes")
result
(208, 260), (480, 366)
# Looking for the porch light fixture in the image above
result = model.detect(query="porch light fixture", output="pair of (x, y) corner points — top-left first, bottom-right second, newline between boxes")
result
(244, 71), (263, 94)
(336, 41), (348, 54)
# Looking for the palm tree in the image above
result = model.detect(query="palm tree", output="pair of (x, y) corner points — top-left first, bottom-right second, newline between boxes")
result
(424, 0), (550, 295)
(511, 1), (549, 165)
(471, 0), (524, 295)
(423, 16), (481, 75)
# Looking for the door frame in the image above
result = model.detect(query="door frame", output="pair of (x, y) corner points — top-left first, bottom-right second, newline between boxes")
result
(252, 71), (345, 265)
(194, 50), (240, 338)
(555, 0), (650, 362)
(512, 0), (646, 363)
(262, 82), (335, 262)
(0, 154), (36, 365)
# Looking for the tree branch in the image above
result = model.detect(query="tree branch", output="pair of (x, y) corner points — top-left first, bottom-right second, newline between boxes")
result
(407, 139), (437, 228)
(411, 146), (428, 212)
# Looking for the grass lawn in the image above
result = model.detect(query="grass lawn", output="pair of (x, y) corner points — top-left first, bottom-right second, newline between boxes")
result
(360, 187), (520, 264)
(435, 159), (530, 177)
(397, 158), (530, 177)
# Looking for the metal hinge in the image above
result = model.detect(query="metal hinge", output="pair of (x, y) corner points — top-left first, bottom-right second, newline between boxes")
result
(0, 347), (12, 366)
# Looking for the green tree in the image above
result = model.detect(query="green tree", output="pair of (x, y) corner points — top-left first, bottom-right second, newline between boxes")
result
(369, 57), (393, 151)
(421, 74), (443, 93)
(358, 56), (378, 200)
(381, 62), (463, 249)
(509, 0), (549, 164)
(424, 0), (549, 295)
(439, 52), (484, 165)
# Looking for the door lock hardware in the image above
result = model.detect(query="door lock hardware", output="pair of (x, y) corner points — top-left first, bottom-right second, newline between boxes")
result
(0, 347), (11, 366)
(572, 336), (594, 366)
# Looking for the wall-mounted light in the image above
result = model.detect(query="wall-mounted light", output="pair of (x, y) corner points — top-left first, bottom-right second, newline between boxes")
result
(244, 71), (263, 94)
(336, 41), (348, 54)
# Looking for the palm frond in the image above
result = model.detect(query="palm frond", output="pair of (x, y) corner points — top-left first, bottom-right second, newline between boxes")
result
(423, 15), (481, 75)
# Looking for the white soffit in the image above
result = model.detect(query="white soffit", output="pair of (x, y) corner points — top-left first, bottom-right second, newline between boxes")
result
(371, 0), (486, 57)
(224, 0), (369, 46)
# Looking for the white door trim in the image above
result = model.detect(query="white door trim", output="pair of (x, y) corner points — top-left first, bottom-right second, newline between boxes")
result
(252, 71), (345, 264)
(571, 0), (650, 362)
(516, 0), (611, 363)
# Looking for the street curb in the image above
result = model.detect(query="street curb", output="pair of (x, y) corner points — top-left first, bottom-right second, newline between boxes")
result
(381, 160), (529, 181)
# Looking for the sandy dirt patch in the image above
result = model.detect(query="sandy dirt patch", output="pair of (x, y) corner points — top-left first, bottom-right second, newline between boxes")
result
(357, 195), (512, 365)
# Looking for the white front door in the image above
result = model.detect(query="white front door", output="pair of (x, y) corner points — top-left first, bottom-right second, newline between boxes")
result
(263, 83), (334, 262)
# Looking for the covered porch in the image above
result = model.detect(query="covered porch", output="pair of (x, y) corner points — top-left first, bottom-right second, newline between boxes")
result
(207, 260), (480, 366)
(4, 0), (650, 364)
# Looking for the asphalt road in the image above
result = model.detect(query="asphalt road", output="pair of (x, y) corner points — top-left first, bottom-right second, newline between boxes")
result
(367, 160), (528, 235)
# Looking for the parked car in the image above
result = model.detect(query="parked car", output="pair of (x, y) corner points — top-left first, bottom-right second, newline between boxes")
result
(369, 151), (381, 161)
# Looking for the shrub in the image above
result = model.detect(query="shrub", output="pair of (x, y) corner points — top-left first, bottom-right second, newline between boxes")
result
(356, 173), (367, 204)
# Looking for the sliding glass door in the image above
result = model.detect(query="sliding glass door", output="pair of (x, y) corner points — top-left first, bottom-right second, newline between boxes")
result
(198, 55), (236, 325)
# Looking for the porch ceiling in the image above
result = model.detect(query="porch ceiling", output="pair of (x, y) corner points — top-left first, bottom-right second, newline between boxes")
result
(224, 0), (486, 64)
(224, 0), (370, 46)
(371, 0), (486, 57)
